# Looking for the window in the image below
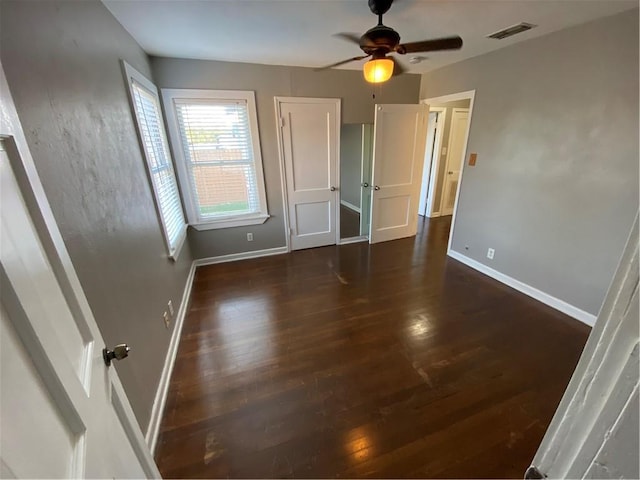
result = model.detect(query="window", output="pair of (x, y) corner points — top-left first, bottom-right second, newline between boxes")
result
(162, 89), (269, 230)
(121, 61), (187, 259)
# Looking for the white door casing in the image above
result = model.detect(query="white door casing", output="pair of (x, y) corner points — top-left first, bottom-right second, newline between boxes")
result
(369, 103), (429, 244)
(359, 123), (374, 237)
(0, 66), (159, 479)
(276, 98), (340, 251)
(440, 108), (469, 216)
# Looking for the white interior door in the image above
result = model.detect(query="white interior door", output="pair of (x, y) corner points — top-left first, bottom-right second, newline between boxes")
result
(0, 71), (158, 479)
(440, 108), (469, 216)
(369, 104), (429, 244)
(418, 111), (439, 216)
(278, 98), (340, 251)
(529, 215), (639, 479)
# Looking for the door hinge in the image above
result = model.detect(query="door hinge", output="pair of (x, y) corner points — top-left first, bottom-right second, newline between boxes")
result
(279, 117), (285, 128)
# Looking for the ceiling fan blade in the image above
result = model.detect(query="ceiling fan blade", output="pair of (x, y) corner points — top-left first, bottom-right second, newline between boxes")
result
(397, 36), (463, 54)
(333, 33), (362, 45)
(390, 56), (406, 76)
(314, 55), (370, 71)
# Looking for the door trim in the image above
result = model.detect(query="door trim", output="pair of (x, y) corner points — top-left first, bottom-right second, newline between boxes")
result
(273, 97), (341, 251)
(439, 107), (470, 215)
(419, 106), (446, 218)
(421, 90), (476, 255)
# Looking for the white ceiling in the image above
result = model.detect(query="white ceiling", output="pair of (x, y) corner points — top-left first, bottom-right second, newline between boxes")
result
(103, 0), (637, 74)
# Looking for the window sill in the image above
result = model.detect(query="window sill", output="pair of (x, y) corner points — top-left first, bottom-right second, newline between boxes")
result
(168, 224), (188, 262)
(191, 214), (270, 231)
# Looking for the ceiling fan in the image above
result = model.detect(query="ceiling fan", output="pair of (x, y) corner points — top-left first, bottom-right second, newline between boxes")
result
(316, 0), (463, 84)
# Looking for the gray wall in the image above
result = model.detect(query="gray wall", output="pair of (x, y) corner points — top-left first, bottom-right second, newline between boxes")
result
(428, 99), (471, 210)
(420, 10), (639, 316)
(151, 57), (421, 258)
(0, 0), (193, 431)
(340, 124), (364, 210)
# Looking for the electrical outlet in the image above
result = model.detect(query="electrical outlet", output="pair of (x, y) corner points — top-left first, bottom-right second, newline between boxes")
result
(247, 232), (253, 241)
(163, 311), (170, 329)
(487, 248), (495, 260)
(167, 300), (174, 316)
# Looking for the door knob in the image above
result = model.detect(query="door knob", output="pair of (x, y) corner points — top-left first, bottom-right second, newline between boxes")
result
(362, 182), (369, 188)
(448, 171), (453, 175)
(103, 344), (130, 366)
(330, 186), (337, 191)
(374, 185), (380, 190)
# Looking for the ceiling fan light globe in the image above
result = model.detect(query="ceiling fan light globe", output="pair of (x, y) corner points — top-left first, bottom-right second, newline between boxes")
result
(363, 58), (394, 83)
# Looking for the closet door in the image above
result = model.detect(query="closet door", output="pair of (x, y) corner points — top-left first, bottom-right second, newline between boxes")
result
(277, 98), (340, 250)
(369, 104), (429, 244)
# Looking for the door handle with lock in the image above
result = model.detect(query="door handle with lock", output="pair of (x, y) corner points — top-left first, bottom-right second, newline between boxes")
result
(448, 171), (454, 175)
(330, 186), (337, 191)
(362, 182), (369, 188)
(374, 185), (380, 191)
(103, 344), (130, 366)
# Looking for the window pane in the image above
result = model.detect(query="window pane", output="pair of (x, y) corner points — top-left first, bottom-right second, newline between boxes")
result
(191, 163), (258, 217)
(130, 80), (186, 254)
(174, 101), (261, 221)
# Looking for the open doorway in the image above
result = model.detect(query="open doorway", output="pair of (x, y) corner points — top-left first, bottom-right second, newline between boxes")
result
(339, 123), (373, 243)
(419, 91), (475, 249)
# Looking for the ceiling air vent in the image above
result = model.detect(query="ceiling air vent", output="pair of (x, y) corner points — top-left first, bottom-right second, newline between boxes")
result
(487, 22), (537, 40)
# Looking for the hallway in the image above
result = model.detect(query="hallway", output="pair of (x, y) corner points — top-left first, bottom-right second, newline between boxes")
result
(155, 216), (590, 478)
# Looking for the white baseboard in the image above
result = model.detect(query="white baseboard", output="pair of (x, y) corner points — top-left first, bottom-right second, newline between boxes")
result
(340, 199), (361, 214)
(194, 246), (289, 267)
(339, 235), (368, 245)
(447, 249), (597, 327)
(145, 261), (197, 454)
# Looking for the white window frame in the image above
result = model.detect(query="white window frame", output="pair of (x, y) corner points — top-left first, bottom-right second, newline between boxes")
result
(161, 88), (269, 230)
(121, 61), (187, 260)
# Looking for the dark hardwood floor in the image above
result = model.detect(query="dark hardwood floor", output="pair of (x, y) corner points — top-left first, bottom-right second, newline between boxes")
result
(155, 216), (590, 479)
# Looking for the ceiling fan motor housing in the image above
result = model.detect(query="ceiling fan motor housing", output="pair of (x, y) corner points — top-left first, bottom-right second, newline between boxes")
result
(360, 24), (401, 55)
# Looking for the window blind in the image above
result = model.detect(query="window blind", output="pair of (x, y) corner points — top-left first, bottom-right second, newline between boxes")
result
(173, 100), (261, 222)
(130, 80), (186, 253)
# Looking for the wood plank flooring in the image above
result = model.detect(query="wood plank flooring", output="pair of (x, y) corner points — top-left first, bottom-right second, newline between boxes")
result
(155, 216), (590, 478)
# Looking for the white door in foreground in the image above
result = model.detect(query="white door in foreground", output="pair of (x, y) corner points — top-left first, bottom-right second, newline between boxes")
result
(527, 215), (639, 479)
(278, 98), (340, 250)
(369, 104), (429, 244)
(0, 71), (158, 479)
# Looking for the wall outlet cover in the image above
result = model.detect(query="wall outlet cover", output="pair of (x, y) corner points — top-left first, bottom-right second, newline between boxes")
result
(487, 248), (495, 260)
(167, 300), (174, 316)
